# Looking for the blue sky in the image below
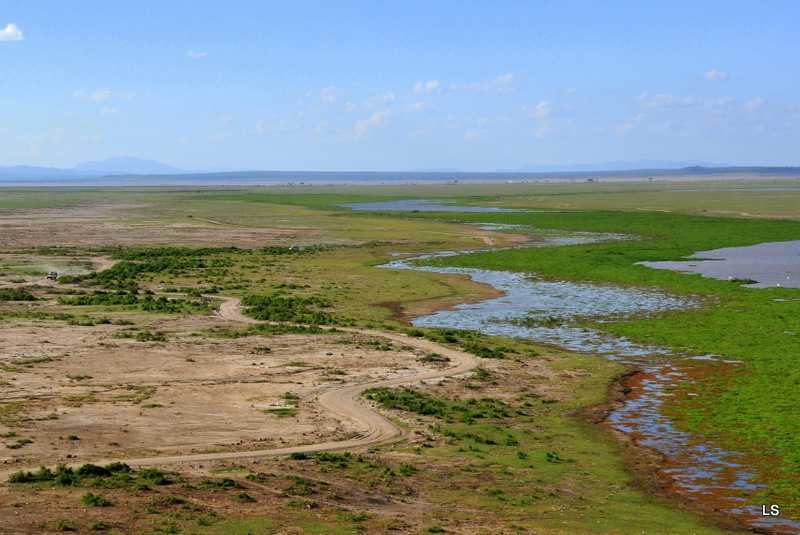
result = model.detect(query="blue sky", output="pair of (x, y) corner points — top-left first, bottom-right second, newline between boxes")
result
(2, 1), (799, 171)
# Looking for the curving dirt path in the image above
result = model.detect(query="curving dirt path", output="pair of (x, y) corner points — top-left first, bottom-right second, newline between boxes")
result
(0, 297), (480, 480)
(91, 256), (121, 272)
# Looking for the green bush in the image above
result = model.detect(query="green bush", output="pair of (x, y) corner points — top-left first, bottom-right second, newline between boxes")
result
(197, 477), (243, 489)
(241, 293), (334, 324)
(0, 288), (36, 301)
(82, 492), (112, 507)
(419, 353), (450, 363)
(363, 387), (510, 422)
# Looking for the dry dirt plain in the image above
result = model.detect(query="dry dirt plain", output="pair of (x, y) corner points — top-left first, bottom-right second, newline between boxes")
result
(0, 200), (581, 534)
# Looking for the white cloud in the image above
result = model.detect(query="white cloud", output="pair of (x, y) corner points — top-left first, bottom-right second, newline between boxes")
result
(616, 113), (644, 137)
(315, 121), (330, 135)
(73, 89), (113, 102)
(535, 100), (552, 118)
(492, 73), (516, 92)
(364, 92), (396, 111)
(551, 87), (579, 95)
(246, 117), (294, 134)
(320, 86), (336, 104)
(701, 69), (730, 82)
(709, 96), (735, 107)
(616, 123), (635, 137)
(477, 116), (509, 126)
(638, 92), (676, 108)
(354, 110), (390, 138)
(345, 102), (357, 112)
(99, 107), (119, 116)
(91, 90), (112, 102)
(247, 120), (268, 134)
(308, 87), (345, 111)
(187, 49), (208, 58)
(208, 134), (230, 142)
(464, 129), (480, 141)
(534, 124), (550, 139)
(404, 102), (425, 112)
(0, 23), (23, 41)
(414, 80), (441, 93)
(451, 73), (516, 94)
(746, 97), (765, 109)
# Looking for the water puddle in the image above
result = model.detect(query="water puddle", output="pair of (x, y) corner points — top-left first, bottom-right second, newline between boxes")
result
(337, 198), (531, 212)
(474, 222), (635, 247)
(384, 259), (690, 358)
(638, 240), (800, 289)
(377, 228), (800, 533)
(602, 363), (800, 533)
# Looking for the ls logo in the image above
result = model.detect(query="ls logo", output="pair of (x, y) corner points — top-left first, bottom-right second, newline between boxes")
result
(762, 504), (780, 516)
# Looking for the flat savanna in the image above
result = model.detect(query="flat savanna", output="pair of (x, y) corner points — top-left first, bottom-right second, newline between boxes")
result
(1, 180), (799, 534)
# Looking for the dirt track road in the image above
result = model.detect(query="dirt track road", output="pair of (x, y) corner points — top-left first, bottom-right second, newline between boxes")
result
(0, 297), (479, 480)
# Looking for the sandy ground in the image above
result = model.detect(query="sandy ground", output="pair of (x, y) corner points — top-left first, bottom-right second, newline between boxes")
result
(0, 283), (515, 534)
(0, 202), (523, 477)
(0, 203), (334, 249)
(0, 301), (481, 475)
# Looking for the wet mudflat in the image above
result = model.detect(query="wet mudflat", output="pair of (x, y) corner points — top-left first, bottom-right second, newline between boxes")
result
(381, 232), (800, 533)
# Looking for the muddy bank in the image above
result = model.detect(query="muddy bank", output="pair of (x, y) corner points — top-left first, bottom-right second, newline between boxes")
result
(580, 369), (757, 534)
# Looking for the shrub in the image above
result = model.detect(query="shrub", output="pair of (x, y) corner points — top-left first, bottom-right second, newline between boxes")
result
(197, 477), (243, 489)
(461, 342), (505, 359)
(240, 294), (334, 324)
(82, 492), (112, 507)
(137, 468), (173, 485)
(0, 288), (37, 302)
(76, 464), (111, 477)
(104, 461), (131, 473)
(419, 353), (450, 363)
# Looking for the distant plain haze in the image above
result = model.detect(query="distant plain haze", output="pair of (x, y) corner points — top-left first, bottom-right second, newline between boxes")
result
(1, 1), (798, 171)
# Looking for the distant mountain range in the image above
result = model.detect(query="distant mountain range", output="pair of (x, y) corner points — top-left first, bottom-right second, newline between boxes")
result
(0, 157), (254, 182)
(1, 157), (798, 185)
(73, 156), (185, 175)
(0, 157), (188, 180)
(511, 160), (729, 173)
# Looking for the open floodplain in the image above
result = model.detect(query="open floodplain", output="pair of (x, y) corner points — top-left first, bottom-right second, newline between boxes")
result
(1, 179), (799, 534)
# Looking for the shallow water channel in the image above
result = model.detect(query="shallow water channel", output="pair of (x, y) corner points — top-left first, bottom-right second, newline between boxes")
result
(379, 230), (800, 533)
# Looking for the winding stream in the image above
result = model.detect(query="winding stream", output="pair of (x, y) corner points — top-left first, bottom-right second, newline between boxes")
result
(376, 225), (800, 533)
